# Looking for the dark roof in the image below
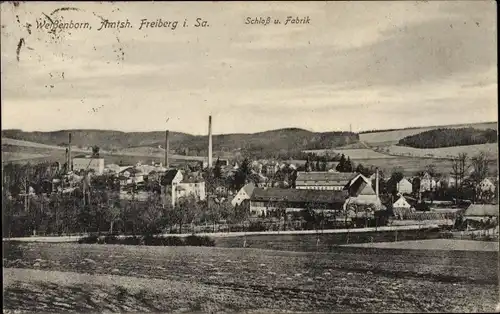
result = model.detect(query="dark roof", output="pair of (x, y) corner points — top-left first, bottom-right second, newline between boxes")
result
(296, 172), (358, 186)
(161, 169), (179, 185)
(251, 188), (347, 204)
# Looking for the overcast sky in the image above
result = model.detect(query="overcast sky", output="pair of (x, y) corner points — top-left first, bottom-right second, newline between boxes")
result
(1, 1), (497, 135)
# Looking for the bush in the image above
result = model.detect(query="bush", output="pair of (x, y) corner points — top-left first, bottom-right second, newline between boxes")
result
(162, 236), (184, 246)
(247, 221), (267, 232)
(103, 235), (119, 244)
(78, 235), (99, 244)
(184, 235), (215, 247)
(121, 236), (142, 245)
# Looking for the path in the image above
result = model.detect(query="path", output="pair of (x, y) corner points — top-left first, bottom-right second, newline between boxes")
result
(3, 224), (443, 243)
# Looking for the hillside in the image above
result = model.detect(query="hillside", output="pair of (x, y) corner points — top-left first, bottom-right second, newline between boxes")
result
(398, 128), (497, 149)
(1, 128), (359, 158)
(359, 122), (497, 144)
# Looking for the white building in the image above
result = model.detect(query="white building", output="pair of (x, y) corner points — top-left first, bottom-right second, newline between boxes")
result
(72, 157), (105, 175)
(396, 178), (413, 194)
(393, 195), (411, 209)
(419, 172), (437, 192)
(161, 169), (206, 207)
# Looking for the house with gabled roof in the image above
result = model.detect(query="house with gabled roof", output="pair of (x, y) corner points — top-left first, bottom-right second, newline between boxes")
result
(396, 178), (413, 194)
(231, 183), (255, 207)
(160, 169), (205, 206)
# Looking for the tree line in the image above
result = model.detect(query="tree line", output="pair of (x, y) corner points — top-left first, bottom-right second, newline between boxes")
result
(398, 128), (497, 149)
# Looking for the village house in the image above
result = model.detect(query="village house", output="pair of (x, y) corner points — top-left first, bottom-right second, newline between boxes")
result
(396, 178), (413, 194)
(419, 172), (437, 192)
(104, 163), (121, 174)
(249, 188), (347, 217)
(231, 183), (255, 207)
(463, 204), (499, 230)
(72, 157), (105, 175)
(343, 174), (383, 211)
(161, 169), (206, 206)
(393, 195), (412, 209)
(118, 167), (145, 186)
(295, 172), (358, 191)
(439, 175), (462, 188)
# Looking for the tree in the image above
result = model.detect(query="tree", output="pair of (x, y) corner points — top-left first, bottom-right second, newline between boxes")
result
(140, 195), (166, 235)
(425, 164), (437, 178)
(451, 153), (469, 201)
(304, 159), (311, 172)
(470, 152), (490, 202)
(234, 158), (251, 190)
(470, 152), (490, 183)
(214, 158), (222, 180)
(345, 157), (354, 172)
(387, 171), (404, 196)
(106, 201), (122, 234)
(315, 160), (321, 172)
(321, 160), (328, 171)
(336, 154), (346, 172)
(92, 146), (100, 158)
(176, 195), (201, 234)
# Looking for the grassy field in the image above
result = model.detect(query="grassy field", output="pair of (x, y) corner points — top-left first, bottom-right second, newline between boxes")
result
(344, 239), (499, 251)
(353, 156), (498, 176)
(303, 148), (394, 160)
(3, 241), (498, 312)
(377, 143), (498, 160)
(359, 122), (497, 144)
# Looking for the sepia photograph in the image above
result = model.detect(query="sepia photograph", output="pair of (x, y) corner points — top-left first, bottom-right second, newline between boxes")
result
(1, 1), (498, 313)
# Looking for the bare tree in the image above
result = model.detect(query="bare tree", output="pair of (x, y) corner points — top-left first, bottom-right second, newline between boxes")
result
(451, 153), (469, 201)
(471, 152), (490, 202)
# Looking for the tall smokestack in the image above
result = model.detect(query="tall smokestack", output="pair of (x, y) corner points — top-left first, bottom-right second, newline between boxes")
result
(165, 130), (169, 169)
(68, 133), (72, 172)
(208, 115), (213, 168)
(375, 168), (379, 201)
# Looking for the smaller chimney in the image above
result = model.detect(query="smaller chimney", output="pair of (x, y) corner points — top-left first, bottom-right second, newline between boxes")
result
(68, 133), (72, 171)
(165, 130), (170, 169)
(208, 115), (213, 168)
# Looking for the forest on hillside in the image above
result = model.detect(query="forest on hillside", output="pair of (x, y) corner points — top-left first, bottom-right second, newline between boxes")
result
(398, 128), (498, 149)
(2, 129), (359, 159)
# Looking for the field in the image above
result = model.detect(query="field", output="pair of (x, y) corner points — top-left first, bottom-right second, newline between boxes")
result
(377, 143), (498, 160)
(1, 137), (206, 165)
(353, 156), (498, 176)
(344, 239), (499, 251)
(303, 148), (394, 160)
(359, 122), (497, 144)
(3, 241), (498, 313)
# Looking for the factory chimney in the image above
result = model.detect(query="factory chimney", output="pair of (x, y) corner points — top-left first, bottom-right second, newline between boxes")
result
(165, 130), (170, 169)
(68, 133), (72, 172)
(208, 115), (213, 168)
(375, 167), (379, 201)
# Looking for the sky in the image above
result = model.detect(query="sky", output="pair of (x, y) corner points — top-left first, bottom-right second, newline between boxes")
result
(0, 1), (497, 135)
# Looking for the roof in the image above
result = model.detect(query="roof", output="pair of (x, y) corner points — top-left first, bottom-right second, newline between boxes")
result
(359, 183), (376, 195)
(251, 188), (347, 204)
(296, 172), (358, 185)
(464, 204), (499, 217)
(241, 183), (255, 196)
(161, 169), (180, 185)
